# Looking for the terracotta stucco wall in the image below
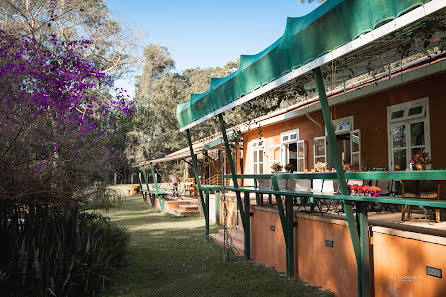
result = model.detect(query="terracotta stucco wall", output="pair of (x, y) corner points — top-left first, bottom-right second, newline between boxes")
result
(372, 231), (446, 297)
(243, 72), (446, 193)
(297, 217), (358, 297)
(251, 207), (446, 297)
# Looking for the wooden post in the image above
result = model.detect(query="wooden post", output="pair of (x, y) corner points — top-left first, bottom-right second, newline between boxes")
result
(218, 113), (250, 260)
(313, 67), (366, 297)
(185, 129), (208, 241)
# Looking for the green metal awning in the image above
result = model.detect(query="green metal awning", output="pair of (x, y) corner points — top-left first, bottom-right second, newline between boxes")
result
(176, 0), (445, 131)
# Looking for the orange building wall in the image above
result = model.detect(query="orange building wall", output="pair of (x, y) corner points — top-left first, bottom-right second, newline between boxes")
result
(372, 231), (446, 297)
(250, 208), (288, 273)
(297, 217), (358, 297)
(243, 72), (446, 194)
(250, 207), (446, 297)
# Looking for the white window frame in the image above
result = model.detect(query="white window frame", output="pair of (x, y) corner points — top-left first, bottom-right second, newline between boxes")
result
(252, 138), (264, 174)
(350, 129), (361, 171)
(280, 129), (300, 172)
(269, 144), (281, 168)
(313, 136), (327, 167)
(387, 97), (431, 170)
(326, 116), (354, 135)
(296, 140), (305, 172)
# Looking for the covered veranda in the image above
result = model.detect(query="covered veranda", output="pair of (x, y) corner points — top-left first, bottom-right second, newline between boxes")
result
(174, 1), (446, 297)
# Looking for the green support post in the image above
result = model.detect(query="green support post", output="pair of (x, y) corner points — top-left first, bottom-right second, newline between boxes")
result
(313, 67), (368, 297)
(137, 171), (146, 202)
(150, 163), (164, 211)
(205, 190), (210, 240)
(218, 113), (250, 260)
(286, 195), (294, 279)
(185, 129), (209, 241)
(271, 176), (294, 278)
(141, 167), (155, 206)
(215, 191), (221, 225)
(244, 191), (250, 260)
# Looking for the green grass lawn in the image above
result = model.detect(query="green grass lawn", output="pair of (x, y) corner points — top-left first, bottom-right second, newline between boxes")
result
(99, 194), (335, 297)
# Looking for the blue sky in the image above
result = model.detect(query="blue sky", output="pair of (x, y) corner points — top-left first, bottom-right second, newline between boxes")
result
(106, 0), (321, 96)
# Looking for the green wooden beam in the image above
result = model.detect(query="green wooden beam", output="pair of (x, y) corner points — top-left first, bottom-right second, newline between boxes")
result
(141, 167), (155, 206)
(150, 163), (160, 193)
(313, 67), (363, 297)
(186, 129), (209, 241)
(218, 113), (250, 260)
(272, 176), (294, 279)
(137, 171), (146, 202)
(357, 202), (370, 297)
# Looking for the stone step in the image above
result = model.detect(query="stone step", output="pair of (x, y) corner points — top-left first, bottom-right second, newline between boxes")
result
(209, 232), (244, 255)
(173, 208), (199, 217)
(178, 204), (199, 210)
(217, 228), (244, 242)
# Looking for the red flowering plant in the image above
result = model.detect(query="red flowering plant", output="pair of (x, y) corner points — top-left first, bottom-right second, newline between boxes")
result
(0, 31), (133, 205)
(410, 151), (432, 166)
(348, 185), (381, 197)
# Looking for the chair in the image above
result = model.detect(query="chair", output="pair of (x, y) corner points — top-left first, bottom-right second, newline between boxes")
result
(401, 180), (441, 222)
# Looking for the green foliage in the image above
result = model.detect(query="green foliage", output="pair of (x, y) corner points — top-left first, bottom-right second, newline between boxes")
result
(84, 185), (126, 212)
(0, 206), (130, 297)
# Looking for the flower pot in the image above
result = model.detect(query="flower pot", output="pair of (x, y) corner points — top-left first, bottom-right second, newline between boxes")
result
(373, 192), (379, 197)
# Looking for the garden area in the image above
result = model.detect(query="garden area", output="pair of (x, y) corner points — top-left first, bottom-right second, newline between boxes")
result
(98, 190), (335, 297)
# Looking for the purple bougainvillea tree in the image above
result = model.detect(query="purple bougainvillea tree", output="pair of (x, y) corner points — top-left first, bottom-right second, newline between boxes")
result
(0, 30), (133, 205)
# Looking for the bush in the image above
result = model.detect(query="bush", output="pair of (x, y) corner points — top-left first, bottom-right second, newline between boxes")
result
(0, 206), (129, 297)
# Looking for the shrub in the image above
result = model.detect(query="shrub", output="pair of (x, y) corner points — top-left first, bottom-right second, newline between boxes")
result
(0, 206), (129, 297)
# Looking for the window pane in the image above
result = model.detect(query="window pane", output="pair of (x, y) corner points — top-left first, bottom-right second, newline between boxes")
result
(314, 138), (325, 156)
(408, 106), (423, 116)
(253, 151), (257, 162)
(393, 149), (407, 171)
(392, 125), (406, 148)
(391, 110), (404, 120)
(315, 157), (325, 164)
(410, 122), (425, 146)
(298, 159), (304, 172)
(282, 136), (289, 142)
(259, 164), (263, 174)
(290, 134), (297, 140)
(298, 142), (304, 158)
(259, 150), (263, 162)
(351, 132), (360, 153)
(352, 153), (360, 171)
(411, 147), (425, 158)
(253, 164), (258, 174)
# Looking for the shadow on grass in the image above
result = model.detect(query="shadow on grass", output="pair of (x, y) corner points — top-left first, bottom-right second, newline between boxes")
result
(100, 196), (335, 297)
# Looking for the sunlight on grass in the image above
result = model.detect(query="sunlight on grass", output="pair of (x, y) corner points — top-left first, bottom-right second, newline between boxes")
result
(100, 194), (335, 297)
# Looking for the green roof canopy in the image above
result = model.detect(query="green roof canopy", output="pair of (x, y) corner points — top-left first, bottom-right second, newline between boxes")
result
(176, 0), (431, 130)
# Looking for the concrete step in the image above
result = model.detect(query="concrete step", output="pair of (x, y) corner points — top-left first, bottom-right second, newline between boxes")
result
(217, 228), (244, 242)
(178, 204), (199, 210)
(210, 226), (245, 255)
(173, 208), (200, 217)
(209, 232), (244, 255)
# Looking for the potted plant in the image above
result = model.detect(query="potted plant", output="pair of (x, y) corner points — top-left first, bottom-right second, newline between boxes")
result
(271, 162), (286, 190)
(410, 151), (431, 170)
(315, 161), (328, 173)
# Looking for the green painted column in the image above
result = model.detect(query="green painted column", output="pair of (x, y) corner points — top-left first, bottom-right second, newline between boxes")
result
(271, 176), (293, 278)
(286, 195), (294, 279)
(313, 67), (366, 297)
(218, 113), (249, 260)
(358, 201), (370, 296)
(244, 191), (250, 260)
(215, 191), (221, 225)
(205, 190), (210, 240)
(185, 129), (208, 241)
(150, 163), (159, 193)
(141, 167), (154, 206)
(137, 170), (146, 202)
